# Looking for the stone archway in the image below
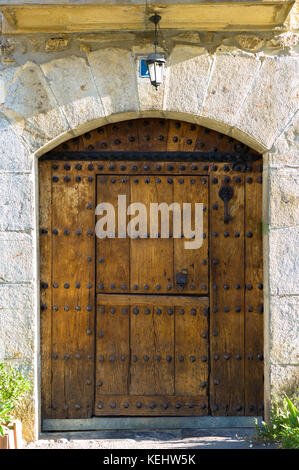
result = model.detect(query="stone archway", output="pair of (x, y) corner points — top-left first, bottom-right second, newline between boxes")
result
(0, 47), (297, 437)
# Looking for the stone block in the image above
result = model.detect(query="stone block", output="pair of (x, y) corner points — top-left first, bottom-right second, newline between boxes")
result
(163, 46), (212, 116)
(41, 56), (105, 130)
(0, 62), (69, 151)
(268, 226), (299, 296)
(0, 174), (33, 231)
(269, 171), (299, 228)
(88, 48), (139, 116)
(270, 296), (299, 364)
(270, 364), (299, 398)
(237, 56), (299, 149)
(0, 115), (31, 172)
(0, 232), (33, 283)
(202, 52), (261, 126)
(268, 111), (299, 167)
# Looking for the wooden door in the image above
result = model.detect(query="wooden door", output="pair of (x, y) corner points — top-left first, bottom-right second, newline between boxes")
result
(40, 118), (264, 421)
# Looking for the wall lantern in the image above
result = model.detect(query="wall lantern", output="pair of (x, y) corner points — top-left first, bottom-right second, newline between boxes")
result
(146, 14), (166, 90)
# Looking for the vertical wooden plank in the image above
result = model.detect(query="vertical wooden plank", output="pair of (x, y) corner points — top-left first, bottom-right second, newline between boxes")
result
(130, 175), (173, 294)
(96, 175), (130, 293)
(209, 169), (245, 415)
(130, 302), (174, 395)
(245, 161), (264, 416)
(173, 175), (209, 294)
(51, 162), (95, 418)
(96, 301), (130, 396)
(175, 299), (209, 397)
(137, 118), (169, 151)
(39, 161), (52, 419)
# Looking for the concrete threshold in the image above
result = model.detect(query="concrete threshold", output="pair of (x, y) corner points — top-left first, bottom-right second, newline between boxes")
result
(43, 416), (262, 432)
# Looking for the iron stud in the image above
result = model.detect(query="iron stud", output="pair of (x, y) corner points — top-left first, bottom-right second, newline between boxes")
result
(97, 402), (103, 409)
(76, 306), (81, 311)
(98, 331), (104, 338)
(224, 307), (230, 313)
(201, 382), (207, 388)
(133, 307), (139, 315)
(122, 308), (128, 314)
(179, 355), (184, 361)
(201, 356), (207, 362)
(98, 355), (104, 361)
(190, 356), (196, 362)
(235, 306), (241, 313)
(156, 308), (162, 315)
(168, 308), (173, 315)
(133, 355), (138, 362)
(236, 354), (242, 360)
(201, 403), (206, 409)
(110, 307), (116, 314)
(166, 356), (172, 362)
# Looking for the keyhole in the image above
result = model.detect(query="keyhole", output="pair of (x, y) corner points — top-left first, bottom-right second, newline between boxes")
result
(218, 185), (234, 224)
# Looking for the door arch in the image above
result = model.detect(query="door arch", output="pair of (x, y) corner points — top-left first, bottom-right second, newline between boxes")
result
(39, 118), (263, 425)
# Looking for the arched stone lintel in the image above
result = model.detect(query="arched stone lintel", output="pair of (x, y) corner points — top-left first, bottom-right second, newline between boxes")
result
(1, 49), (297, 159)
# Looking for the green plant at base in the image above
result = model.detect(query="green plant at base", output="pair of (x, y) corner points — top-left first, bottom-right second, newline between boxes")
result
(256, 395), (299, 449)
(0, 363), (31, 437)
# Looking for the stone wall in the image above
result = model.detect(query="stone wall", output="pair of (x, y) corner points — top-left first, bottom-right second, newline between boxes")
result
(0, 7), (298, 439)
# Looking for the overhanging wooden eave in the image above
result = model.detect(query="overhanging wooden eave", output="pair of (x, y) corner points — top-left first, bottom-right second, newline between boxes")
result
(0, 1), (295, 34)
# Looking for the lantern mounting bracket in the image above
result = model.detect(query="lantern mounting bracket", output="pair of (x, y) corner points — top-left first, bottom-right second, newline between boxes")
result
(149, 14), (162, 25)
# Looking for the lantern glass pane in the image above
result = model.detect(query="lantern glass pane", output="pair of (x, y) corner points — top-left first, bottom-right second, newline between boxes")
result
(148, 61), (164, 88)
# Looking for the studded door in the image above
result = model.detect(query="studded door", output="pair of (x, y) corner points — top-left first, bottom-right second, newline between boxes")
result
(40, 118), (264, 421)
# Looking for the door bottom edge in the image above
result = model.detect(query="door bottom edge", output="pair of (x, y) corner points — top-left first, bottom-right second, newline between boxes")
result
(42, 416), (262, 432)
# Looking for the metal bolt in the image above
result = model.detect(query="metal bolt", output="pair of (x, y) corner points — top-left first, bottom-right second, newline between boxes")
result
(109, 355), (115, 362)
(143, 355), (149, 361)
(145, 308), (150, 315)
(136, 402), (142, 408)
(133, 307), (139, 315)
(86, 329), (92, 335)
(201, 356), (207, 362)
(98, 355), (104, 362)
(248, 306), (253, 312)
(179, 355), (184, 361)
(64, 283), (70, 289)
(110, 307), (116, 314)
(201, 382), (207, 388)
(190, 356), (196, 362)
(97, 402), (103, 409)
(224, 306), (230, 313)
(98, 331), (104, 338)
(166, 356), (172, 362)
(190, 308), (196, 316)
(224, 284), (229, 290)
(168, 308), (173, 315)
(201, 403), (207, 409)
(224, 354), (231, 360)
(236, 354), (242, 360)
(156, 308), (162, 315)
(257, 354), (263, 361)
(235, 306), (241, 313)
(133, 355), (138, 362)
(175, 403), (181, 409)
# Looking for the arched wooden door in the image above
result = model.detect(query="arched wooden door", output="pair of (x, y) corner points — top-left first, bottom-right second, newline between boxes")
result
(39, 118), (264, 424)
